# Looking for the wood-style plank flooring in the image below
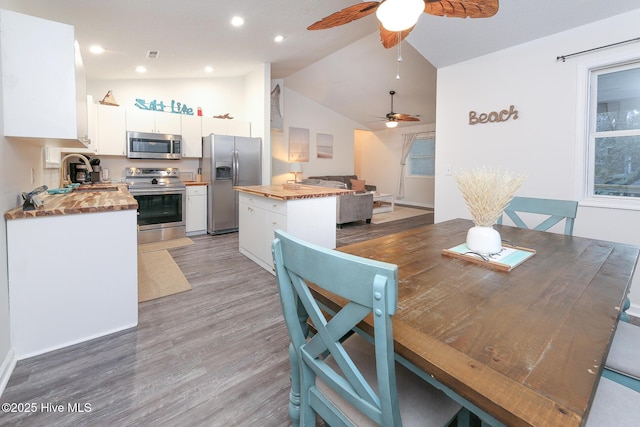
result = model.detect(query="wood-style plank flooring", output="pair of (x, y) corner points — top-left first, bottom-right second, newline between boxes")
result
(0, 209), (433, 426)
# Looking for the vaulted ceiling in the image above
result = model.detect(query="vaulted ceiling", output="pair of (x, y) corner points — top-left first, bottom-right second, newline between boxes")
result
(1, 0), (639, 131)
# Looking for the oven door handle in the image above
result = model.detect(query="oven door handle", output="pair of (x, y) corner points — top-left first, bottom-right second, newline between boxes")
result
(129, 187), (186, 196)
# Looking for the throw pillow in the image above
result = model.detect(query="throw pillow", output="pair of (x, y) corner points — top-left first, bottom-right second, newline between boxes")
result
(350, 179), (366, 192)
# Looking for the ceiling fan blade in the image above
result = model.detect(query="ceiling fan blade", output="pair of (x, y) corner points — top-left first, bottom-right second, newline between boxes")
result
(424, 0), (499, 19)
(308, 2), (380, 30)
(398, 116), (421, 122)
(390, 113), (420, 122)
(379, 24), (415, 49)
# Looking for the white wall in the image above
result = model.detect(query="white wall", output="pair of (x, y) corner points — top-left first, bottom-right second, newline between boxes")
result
(88, 77), (247, 122)
(244, 64), (271, 185)
(271, 86), (364, 184)
(0, 129), (47, 394)
(434, 10), (640, 315)
(355, 123), (436, 207)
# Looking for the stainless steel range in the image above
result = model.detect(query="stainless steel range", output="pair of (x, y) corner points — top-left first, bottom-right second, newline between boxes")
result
(125, 167), (186, 244)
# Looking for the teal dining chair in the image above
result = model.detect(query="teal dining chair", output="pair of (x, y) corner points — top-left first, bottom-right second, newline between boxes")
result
(603, 321), (640, 393)
(586, 376), (640, 426)
(272, 230), (463, 427)
(496, 196), (578, 235)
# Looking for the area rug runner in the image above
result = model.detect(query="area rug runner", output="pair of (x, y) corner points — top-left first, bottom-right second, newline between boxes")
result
(138, 237), (194, 253)
(371, 206), (433, 225)
(138, 249), (191, 302)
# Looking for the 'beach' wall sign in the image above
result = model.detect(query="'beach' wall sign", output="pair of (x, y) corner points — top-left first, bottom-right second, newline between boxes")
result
(469, 105), (518, 125)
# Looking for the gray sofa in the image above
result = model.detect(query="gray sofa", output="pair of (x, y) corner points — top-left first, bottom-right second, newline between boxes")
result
(302, 175), (376, 227)
(306, 175), (377, 193)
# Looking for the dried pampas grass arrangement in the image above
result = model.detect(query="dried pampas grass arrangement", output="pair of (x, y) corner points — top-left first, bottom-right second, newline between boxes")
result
(455, 166), (526, 227)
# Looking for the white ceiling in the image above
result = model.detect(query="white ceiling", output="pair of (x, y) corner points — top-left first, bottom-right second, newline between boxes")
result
(408, 0), (640, 69)
(1, 0), (639, 131)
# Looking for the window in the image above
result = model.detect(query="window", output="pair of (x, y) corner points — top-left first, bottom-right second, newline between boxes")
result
(588, 62), (640, 199)
(408, 136), (435, 177)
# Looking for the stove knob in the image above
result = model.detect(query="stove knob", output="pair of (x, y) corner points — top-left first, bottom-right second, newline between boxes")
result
(152, 178), (158, 184)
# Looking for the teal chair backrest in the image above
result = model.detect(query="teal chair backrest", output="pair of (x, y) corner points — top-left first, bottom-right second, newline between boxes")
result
(497, 196), (578, 235)
(272, 229), (400, 426)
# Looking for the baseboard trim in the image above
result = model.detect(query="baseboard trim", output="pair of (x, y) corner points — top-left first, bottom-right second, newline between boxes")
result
(0, 348), (17, 397)
(395, 201), (434, 209)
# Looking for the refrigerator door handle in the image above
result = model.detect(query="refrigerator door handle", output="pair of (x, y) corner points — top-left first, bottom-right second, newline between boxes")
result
(232, 150), (239, 185)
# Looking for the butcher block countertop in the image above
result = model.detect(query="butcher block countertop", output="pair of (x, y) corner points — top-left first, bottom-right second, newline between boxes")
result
(183, 181), (208, 186)
(234, 184), (354, 201)
(5, 183), (137, 220)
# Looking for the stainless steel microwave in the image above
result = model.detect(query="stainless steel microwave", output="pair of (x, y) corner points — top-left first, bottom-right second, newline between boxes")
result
(126, 131), (182, 160)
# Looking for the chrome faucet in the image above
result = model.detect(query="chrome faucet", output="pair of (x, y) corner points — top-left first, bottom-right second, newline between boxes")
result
(60, 153), (92, 187)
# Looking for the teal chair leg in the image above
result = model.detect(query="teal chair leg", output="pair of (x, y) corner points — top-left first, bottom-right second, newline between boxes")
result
(456, 408), (472, 426)
(620, 297), (631, 323)
(288, 343), (301, 427)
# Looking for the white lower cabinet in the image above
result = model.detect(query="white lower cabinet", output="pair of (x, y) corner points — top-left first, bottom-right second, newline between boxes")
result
(239, 197), (270, 265)
(186, 185), (207, 235)
(6, 210), (138, 359)
(238, 192), (337, 273)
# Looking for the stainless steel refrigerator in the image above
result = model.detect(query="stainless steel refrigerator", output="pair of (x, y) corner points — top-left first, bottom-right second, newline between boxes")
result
(202, 134), (262, 234)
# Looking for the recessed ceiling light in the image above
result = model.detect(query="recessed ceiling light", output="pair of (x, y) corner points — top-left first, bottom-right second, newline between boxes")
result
(135, 66), (147, 73)
(89, 45), (105, 54)
(204, 66), (214, 73)
(274, 35), (284, 43)
(231, 16), (244, 27)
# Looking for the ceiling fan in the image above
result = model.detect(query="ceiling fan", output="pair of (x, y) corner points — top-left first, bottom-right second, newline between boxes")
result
(308, 0), (499, 48)
(384, 90), (419, 128)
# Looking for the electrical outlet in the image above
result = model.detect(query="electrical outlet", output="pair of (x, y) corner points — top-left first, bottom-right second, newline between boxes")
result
(445, 164), (453, 176)
(30, 168), (35, 184)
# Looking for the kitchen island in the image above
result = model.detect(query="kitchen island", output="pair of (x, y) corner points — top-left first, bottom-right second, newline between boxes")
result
(5, 184), (139, 359)
(234, 185), (354, 273)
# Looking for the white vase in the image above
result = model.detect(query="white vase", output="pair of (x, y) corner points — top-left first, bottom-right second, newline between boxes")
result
(466, 225), (502, 255)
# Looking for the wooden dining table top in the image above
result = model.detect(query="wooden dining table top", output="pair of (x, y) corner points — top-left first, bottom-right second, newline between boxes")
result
(315, 218), (639, 426)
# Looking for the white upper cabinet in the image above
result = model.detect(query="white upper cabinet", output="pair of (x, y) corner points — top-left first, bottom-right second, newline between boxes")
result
(0, 10), (87, 147)
(43, 95), (98, 168)
(74, 41), (90, 146)
(202, 117), (251, 137)
(181, 115), (202, 158)
(96, 104), (126, 156)
(125, 108), (181, 135)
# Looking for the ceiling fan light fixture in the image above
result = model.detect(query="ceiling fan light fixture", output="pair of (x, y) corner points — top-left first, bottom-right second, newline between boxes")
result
(376, 0), (424, 32)
(385, 120), (399, 128)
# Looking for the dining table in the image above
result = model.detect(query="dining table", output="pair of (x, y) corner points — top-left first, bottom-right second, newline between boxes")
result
(311, 218), (639, 426)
